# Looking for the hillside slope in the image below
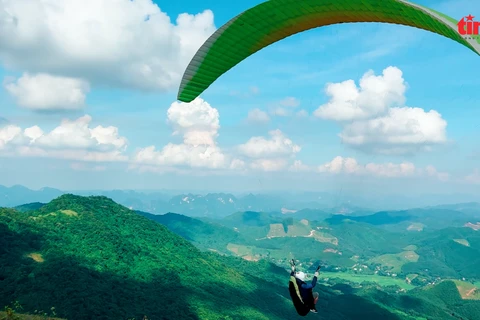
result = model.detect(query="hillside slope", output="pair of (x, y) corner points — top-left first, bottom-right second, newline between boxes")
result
(137, 211), (250, 254)
(0, 195), (299, 320)
(4, 195), (480, 320)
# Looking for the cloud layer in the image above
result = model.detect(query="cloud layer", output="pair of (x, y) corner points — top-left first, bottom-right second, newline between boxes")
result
(314, 66), (448, 155)
(0, 102), (450, 182)
(133, 98), (229, 169)
(0, 115), (127, 161)
(1, 0), (216, 110)
(4, 73), (90, 110)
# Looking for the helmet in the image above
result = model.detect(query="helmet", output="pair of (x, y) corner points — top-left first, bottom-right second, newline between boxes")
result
(295, 271), (305, 281)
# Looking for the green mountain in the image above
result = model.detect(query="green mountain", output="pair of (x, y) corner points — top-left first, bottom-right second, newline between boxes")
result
(14, 202), (46, 212)
(215, 211), (408, 263)
(0, 195), (300, 320)
(161, 209), (480, 282)
(326, 211), (413, 226)
(287, 208), (332, 221)
(137, 211), (250, 255)
(4, 195), (480, 320)
(325, 208), (476, 232)
(402, 227), (480, 279)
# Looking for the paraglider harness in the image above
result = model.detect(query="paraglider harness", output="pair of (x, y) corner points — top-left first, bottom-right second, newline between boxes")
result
(288, 259), (320, 316)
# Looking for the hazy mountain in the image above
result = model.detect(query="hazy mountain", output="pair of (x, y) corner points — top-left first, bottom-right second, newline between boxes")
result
(2, 184), (480, 220)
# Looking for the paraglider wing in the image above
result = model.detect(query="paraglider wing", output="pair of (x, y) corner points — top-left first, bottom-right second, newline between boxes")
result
(177, 0), (480, 103)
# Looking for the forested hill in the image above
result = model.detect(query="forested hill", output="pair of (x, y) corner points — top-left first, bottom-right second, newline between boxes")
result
(2, 195), (480, 320)
(137, 210), (253, 254)
(0, 194), (299, 320)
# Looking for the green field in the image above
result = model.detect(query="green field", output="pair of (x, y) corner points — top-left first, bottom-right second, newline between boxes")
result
(452, 280), (480, 300)
(368, 250), (419, 273)
(227, 243), (254, 256)
(319, 271), (415, 290)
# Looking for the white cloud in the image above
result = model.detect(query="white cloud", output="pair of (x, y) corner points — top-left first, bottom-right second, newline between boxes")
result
(133, 100), (301, 173)
(134, 144), (227, 169)
(269, 97), (300, 117)
(133, 98), (235, 169)
(250, 158), (288, 172)
(167, 98), (219, 146)
(364, 161), (416, 178)
(318, 156), (362, 174)
(247, 108), (270, 124)
(237, 129), (300, 159)
(4, 73), (90, 110)
(314, 66), (405, 121)
(0, 0), (216, 92)
(317, 156), (448, 180)
(313, 67), (447, 155)
(289, 160), (311, 172)
(340, 107), (447, 155)
(0, 115), (128, 161)
(236, 129), (301, 172)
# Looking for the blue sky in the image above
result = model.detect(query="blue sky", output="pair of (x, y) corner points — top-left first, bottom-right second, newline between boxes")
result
(0, 0), (480, 199)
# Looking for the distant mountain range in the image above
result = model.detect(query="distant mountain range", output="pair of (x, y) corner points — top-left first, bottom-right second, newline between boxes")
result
(2, 184), (480, 219)
(0, 184), (367, 218)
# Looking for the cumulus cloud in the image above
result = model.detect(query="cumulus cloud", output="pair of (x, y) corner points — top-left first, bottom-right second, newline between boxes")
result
(314, 66), (405, 121)
(132, 99), (302, 173)
(237, 129), (300, 159)
(167, 98), (220, 146)
(313, 67), (447, 155)
(0, 115), (128, 161)
(4, 73), (90, 111)
(317, 156), (448, 180)
(236, 129), (301, 171)
(340, 107), (447, 155)
(133, 98), (236, 169)
(0, 0), (216, 93)
(318, 156), (362, 174)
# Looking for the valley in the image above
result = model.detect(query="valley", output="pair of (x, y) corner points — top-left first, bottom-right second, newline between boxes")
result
(2, 192), (480, 319)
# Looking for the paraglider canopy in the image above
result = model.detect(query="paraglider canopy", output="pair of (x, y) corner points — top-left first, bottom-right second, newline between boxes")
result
(177, 0), (480, 103)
